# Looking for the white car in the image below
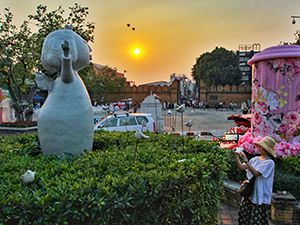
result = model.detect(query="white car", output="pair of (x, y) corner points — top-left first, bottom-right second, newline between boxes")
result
(94, 112), (156, 132)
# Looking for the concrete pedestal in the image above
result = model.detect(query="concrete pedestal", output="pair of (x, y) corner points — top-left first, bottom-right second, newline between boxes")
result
(271, 192), (297, 225)
(140, 94), (164, 133)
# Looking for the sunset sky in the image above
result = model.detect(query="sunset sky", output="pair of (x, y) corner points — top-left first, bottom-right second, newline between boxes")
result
(1, 0), (300, 85)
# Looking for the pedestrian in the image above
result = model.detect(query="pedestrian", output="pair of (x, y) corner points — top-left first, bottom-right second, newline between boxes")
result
(234, 136), (276, 225)
(114, 104), (119, 112)
(133, 104), (137, 113)
(230, 101), (234, 111)
(242, 104), (248, 114)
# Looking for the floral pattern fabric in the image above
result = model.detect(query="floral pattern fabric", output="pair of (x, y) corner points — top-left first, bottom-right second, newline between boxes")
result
(239, 58), (300, 157)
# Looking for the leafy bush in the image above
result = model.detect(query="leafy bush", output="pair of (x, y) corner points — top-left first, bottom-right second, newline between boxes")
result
(275, 156), (300, 176)
(0, 132), (229, 224)
(273, 170), (300, 200)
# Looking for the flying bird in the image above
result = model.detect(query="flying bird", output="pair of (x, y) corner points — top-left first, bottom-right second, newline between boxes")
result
(135, 129), (149, 139)
(175, 104), (185, 113)
(126, 24), (135, 31)
(20, 170), (36, 183)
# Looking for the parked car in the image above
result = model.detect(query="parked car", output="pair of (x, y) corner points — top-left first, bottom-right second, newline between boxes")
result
(94, 112), (156, 132)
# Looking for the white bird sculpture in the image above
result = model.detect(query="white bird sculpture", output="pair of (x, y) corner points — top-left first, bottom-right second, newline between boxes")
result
(175, 104), (185, 113)
(185, 120), (193, 128)
(135, 129), (149, 140)
(20, 170), (36, 183)
(185, 119), (193, 133)
(141, 120), (147, 131)
(153, 93), (160, 99)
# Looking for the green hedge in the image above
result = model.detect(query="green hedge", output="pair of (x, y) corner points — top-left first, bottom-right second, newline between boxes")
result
(0, 132), (230, 225)
(224, 147), (300, 200)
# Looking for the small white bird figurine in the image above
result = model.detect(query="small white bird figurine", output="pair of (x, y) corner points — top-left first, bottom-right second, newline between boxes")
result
(20, 170), (36, 183)
(175, 104), (185, 113)
(135, 129), (149, 139)
(153, 93), (160, 99)
(185, 120), (193, 128)
(178, 159), (187, 163)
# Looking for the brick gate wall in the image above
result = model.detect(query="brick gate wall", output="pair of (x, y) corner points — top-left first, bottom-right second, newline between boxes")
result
(104, 79), (251, 108)
(105, 80), (180, 106)
(199, 79), (252, 107)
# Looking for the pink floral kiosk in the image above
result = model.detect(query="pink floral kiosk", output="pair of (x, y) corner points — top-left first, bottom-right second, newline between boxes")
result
(239, 45), (300, 157)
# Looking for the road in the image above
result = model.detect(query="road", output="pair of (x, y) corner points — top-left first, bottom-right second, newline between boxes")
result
(161, 107), (242, 137)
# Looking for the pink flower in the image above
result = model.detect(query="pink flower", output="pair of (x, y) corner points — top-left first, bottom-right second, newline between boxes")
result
(255, 101), (268, 114)
(286, 59), (297, 66)
(253, 126), (262, 137)
(283, 111), (300, 129)
(287, 58), (300, 67)
(253, 80), (259, 90)
(269, 59), (284, 68)
(278, 123), (289, 133)
(261, 121), (274, 136)
(253, 111), (265, 127)
(252, 85), (258, 99)
(292, 66), (300, 76)
(238, 132), (300, 158)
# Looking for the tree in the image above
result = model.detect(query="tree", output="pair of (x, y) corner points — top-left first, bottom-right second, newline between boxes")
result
(192, 47), (242, 87)
(294, 30), (300, 45)
(81, 64), (126, 103)
(0, 4), (95, 122)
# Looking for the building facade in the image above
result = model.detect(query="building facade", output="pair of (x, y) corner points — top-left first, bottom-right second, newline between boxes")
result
(199, 79), (251, 108)
(236, 43), (261, 84)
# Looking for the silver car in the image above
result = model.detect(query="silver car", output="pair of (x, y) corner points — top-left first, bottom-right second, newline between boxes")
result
(94, 112), (156, 132)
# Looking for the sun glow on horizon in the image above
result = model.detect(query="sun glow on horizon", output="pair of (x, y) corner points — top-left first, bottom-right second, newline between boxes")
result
(133, 48), (140, 55)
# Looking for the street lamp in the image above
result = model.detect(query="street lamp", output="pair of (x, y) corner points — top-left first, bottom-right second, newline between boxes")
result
(291, 16), (300, 24)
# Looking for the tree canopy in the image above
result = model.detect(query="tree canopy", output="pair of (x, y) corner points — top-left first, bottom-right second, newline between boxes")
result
(0, 4), (95, 121)
(191, 47), (242, 87)
(81, 64), (126, 103)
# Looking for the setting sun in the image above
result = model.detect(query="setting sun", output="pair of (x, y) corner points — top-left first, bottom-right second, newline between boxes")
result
(133, 48), (140, 55)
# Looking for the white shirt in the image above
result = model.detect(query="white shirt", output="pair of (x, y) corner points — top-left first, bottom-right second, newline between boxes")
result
(245, 156), (275, 205)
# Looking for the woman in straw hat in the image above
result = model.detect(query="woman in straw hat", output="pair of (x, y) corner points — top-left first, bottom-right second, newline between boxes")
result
(234, 136), (277, 225)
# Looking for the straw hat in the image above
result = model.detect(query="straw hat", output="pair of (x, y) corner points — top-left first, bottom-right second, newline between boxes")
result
(254, 136), (277, 158)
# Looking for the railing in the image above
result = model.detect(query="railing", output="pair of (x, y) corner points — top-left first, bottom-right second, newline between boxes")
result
(162, 114), (176, 128)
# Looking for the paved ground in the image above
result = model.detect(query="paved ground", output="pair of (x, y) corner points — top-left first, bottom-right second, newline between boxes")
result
(91, 106), (240, 137)
(218, 202), (239, 225)
(161, 107), (240, 135)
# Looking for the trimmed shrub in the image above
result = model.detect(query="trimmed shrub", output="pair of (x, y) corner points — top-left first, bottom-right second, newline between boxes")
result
(0, 132), (229, 224)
